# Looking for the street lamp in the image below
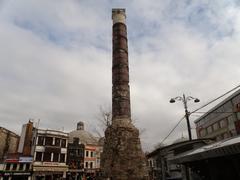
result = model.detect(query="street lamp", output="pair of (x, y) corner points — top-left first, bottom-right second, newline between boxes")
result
(170, 94), (200, 140)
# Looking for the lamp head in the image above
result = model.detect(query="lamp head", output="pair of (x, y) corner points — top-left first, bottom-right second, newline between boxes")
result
(170, 98), (176, 103)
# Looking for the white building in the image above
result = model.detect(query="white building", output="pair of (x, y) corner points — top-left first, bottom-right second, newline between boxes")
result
(31, 128), (69, 180)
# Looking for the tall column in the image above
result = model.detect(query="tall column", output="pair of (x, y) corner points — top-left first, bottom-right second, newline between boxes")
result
(101, 9), (148, 180)
(112, 9), (131, 120)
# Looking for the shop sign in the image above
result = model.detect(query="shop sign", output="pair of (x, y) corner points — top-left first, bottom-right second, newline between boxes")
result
(43, 162), (59, 166)
(13, 172), (31, 175)
(34, 166), (67, 172)
(19, 157), (33, 163)
(5, 159), (18, 163)
(1, 172), (31, 176)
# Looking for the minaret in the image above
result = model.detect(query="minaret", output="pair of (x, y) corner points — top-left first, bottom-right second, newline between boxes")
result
(101, 9), (148, 180)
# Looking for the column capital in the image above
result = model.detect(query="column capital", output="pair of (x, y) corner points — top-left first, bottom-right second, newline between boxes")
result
(112, 8), (126, 25)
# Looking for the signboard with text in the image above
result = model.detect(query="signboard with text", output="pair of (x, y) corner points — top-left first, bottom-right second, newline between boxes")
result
(43, 162), (60, 166)
(19, 157), (33, 163)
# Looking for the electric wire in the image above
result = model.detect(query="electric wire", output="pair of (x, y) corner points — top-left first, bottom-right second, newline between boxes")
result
(159, 116), (185, 144)
(192, 111), (235, 114)
(159, 84), (240, 144)
(190, 84), (240, 115)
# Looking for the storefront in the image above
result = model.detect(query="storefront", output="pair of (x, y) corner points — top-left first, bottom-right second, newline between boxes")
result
(170, 136), (240, 180)
(67, 170), (84, 180)
(32, 164), (68, 180)
(1, 155), (33, 180)
(0, 172), (32, 180)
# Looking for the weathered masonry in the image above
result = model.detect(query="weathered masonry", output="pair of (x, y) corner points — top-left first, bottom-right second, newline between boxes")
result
(101, 9), (148, 180)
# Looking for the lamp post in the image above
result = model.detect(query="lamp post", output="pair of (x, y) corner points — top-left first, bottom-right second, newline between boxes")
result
(170, 94), (200, 140)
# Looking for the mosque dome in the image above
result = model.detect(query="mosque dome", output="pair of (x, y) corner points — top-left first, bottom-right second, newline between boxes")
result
(69, 121), (99, 145)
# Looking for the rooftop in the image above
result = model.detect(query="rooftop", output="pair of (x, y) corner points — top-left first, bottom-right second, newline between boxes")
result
(170, 135), (240, 164)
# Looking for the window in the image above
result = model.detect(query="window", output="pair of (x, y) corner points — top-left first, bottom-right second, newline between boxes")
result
(213, 123), (219, 131)
(53, 153), (59, 162)
(25, 164), (30, 170)
(5, 164), (10, 170)
(236, 103), (240, 112)
(90, 162), (93, 169)
(61, 139), (66, 148)
(237, 112), (240, 120)
(90, 151), (94, 157)
(12, 163), (17, 170)
(77, 149), (84, 156)
(200, 129), (207, 137)
(86, 151), (89, 157)
(153, 160), (156, 167)
(207, 126), (213, 134)
(69, 149), (75, 156)
(19, 163), (24, 170)
(45, 137), (53, 146)
(55, 138), (60, 146)
(37, 136), (44, 145)
(220, 119), (227, 128)
(60, 154), (65, 163)
(149, 160), (153, 167)
(36, 152), (43, 161)
(85, 162), (88, 168)
(43, 152), (51, 162)
(228, 115), (233, 124)
(73, 138), (79, 144)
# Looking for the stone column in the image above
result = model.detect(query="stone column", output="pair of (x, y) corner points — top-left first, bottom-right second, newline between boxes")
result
(101, 9), (148, 180)
(112, 9), (131, 121)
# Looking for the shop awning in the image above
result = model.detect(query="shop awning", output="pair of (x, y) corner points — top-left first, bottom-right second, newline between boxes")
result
(170, 136), (240, 164)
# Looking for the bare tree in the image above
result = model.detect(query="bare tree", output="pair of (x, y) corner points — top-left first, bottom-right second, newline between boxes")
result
(93, 105), (146, 138)
(98, 105), (112, 128)
(92, 105), (112, 137)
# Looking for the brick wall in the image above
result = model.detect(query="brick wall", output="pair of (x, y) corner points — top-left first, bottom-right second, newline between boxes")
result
(0, 127), (19, 162)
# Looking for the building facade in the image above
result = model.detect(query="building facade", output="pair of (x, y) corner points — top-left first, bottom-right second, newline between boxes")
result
(0, 127), (19, 163)
(68, 122), (103, 179)
(171, 135), (240, 180)
(195, 89), (240, 141)
(32, 128), (68, 180)
(1, 153), (32, 180)
(18, 121), (34, 156)
(0, 121), (33, 180)
(146, 139), (210, 180)
(84, 145), (99, 175)
(67, 137), (85, 179)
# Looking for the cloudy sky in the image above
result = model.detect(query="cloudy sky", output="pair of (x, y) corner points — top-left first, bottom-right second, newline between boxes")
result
(1, 0), (240, 151)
